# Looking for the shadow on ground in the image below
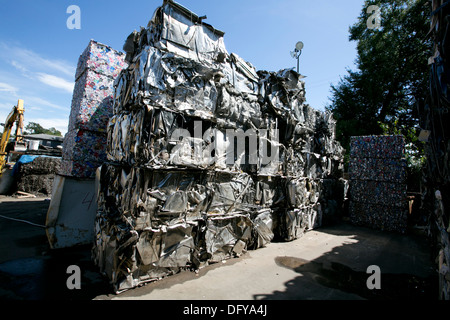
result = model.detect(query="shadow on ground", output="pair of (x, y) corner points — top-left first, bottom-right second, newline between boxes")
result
(0, 245), (111, 300)
(0, 198), (110, 300)
(255, 223), (438, 300)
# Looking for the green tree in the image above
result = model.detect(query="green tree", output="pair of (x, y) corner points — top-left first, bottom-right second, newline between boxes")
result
(25, 122), (62, 137)
(326, 0), (432, 170)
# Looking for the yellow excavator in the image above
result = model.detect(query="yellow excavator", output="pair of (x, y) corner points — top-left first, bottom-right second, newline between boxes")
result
(0, 99), (26, 176)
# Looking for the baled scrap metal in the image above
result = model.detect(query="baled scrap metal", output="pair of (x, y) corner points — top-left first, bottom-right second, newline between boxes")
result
(285, 177), (347, 227)
(258, 69), (306, 116)
(420, 1), (450, 300)
(255, 175), (285, 209)
(71, 40), (126, 133)
(93, 212), (194, 292)
(15, 156), (61, 195)
(106, 104), (283, 173)
(207, 171), (256, 215)
(274, 208), (319, 242)
(93, 0), (347, 292)
(286, 177), (323, 210)
(68, 68), (115, 133)
(349, 180), (407, 207)
(94, 164), (264, 292)
(136, 223), (195, 268)
(284, 147), (306, 178)
(115, 46), (222, 117)
(348, 135), (408, 233)
(94, 169), (198, 292)
(152, 0), (227, 63)
(117, 25), (253, 120)
(62, 40), (127, 179)
(349, 135), (405, 160)
(76, 40), (127, 81)
(62, 129), (108, 163)
(281, 103), (345, 180)
(59, 158), (104, 179)
(60, 129), (108, 178)
(16, 174), (55, 195)
(96, 164), (209, 227)
(251, 209), (274, 249)
(254, 176), (323, 241)
(204, 214), (253, 263)
(348, 157), (407, 183)
(106, 106), (218, 168)
(215, 83), (262, 128)
(349, 201), (408, 233)
(96, 162), (261, 228)
(17, 156), (61, 175)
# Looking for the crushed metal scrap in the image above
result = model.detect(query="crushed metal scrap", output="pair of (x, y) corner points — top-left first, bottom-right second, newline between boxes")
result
(14, 156), (61, 196)
(92, 0), (347, 293)
(420, 0), (450, 300)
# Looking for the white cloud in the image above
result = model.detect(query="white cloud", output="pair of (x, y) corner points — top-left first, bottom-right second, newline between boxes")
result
(0, 42), (75, 93)
(36, 73), (74, 93)
(0, 42), (75, 77)
(0, 82), (19, 95)
(10, 60), (29, 75)
(24, 96), (69, 112)
(0, 43), (73, 136)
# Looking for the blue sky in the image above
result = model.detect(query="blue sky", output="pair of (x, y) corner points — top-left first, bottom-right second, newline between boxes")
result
(0, 0), (365, 135)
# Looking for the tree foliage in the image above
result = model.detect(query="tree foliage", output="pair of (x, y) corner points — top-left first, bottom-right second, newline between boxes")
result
(25, 122), (62, 137)
(326, 0), (432, 169)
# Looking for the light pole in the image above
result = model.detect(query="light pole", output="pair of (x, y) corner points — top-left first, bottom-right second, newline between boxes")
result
(291, 41), (304, 74)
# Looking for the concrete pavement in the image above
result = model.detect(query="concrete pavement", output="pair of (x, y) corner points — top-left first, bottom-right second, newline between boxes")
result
(97, 222), (437, 300)
(0, 196), (438, 300)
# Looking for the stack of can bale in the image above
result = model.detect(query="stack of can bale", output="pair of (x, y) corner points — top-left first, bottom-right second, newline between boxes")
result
(348, 135), (408, 233)
(15, 156), (61, 195)
(92, 0), (346, 292)
(59, 40), (127, 179)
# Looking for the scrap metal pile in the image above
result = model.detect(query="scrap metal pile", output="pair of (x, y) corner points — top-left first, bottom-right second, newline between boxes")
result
(348, 135), (408, 233)
(92, 0), (346, 292)
(14, 155), (61, 195)
(59, 40), (127, 179)
(419, 0), (450, 300)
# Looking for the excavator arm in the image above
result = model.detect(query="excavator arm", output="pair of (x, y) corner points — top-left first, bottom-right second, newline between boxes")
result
(0, 99), (24, 173)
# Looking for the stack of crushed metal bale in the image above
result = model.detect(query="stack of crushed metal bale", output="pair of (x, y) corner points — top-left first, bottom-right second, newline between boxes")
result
(59, 40), (127, 179)
(419, 0), (450, 300)
(15, 156), (61, 195)
(92, 0), (346, 292)
(348, 135), (408, 233)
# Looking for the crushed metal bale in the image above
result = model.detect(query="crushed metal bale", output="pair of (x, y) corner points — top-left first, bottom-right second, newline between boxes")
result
(60, 40), (127, 179)
(92, 0), (347, 293)
(348, 135), (408, 233)
(13, 155), (61, 196)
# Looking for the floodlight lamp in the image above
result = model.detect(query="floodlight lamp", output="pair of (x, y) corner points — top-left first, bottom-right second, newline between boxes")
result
(295, 41), (304, 51)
